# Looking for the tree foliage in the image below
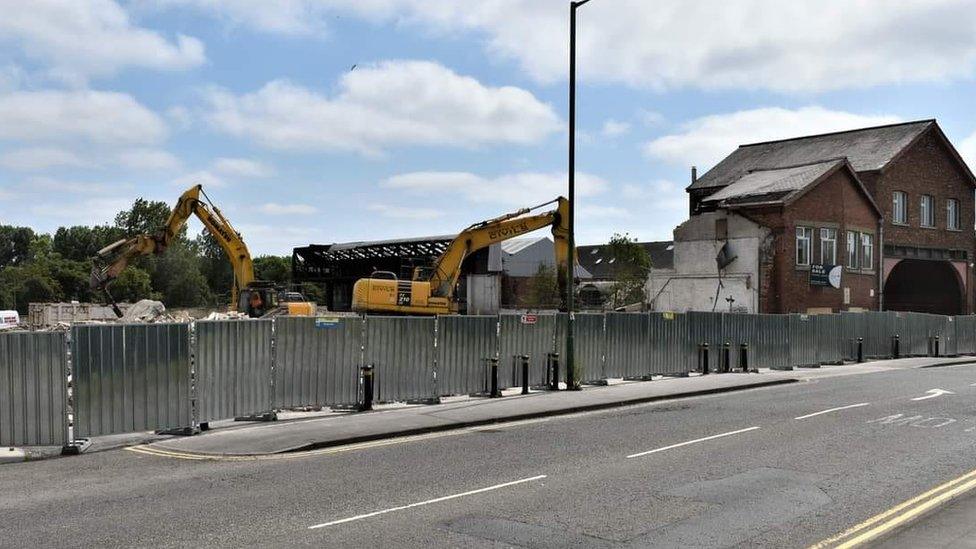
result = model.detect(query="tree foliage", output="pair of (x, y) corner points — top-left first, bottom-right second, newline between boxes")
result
(522, 264), (561, 309)
(606, 233), (652, 308)
(0, 199), (298, 313)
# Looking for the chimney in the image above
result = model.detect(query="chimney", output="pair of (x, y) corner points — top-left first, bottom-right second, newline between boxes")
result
(691, 166), (698, 184)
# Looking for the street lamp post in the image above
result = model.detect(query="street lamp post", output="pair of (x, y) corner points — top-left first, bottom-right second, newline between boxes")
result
(566, 0), (591, 391)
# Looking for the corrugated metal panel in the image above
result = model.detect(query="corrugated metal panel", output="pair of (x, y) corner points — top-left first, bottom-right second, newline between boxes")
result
(688, 312), (726, 372)
(604, 313), (650, 378)
(274, 316), (361, 409)
(498, 314), (557, 387)
(553, 313), (606, 383)
(723, 313), (758, 371)
(72, 323), (191, 437)
(891, 312), (912, 356)
(196, 320), (273, 422)
(906, 313), (929, 356)
(815, 314), (845, 364)
(789, 314), (818, 367)
(0, 332), (68, 446)
(365, 316), (436, 402)
(436, 315), (498, 396)
(954, 316), (976, 355)
(753, 315), (791, 370)
(649, 312), (694, 376)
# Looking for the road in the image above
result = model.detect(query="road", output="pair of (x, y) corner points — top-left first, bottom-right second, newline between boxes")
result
(2, 362), (976, 548)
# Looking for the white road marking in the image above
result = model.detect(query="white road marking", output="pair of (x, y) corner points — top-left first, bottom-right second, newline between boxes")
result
(794, 402), (870, 420)
(307, 475), (547, 529)
(911, 388), (955, 401)
(626, 426), (761, 459)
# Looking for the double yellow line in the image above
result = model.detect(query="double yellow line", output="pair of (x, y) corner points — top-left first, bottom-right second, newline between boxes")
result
(811, 466), (976, 548)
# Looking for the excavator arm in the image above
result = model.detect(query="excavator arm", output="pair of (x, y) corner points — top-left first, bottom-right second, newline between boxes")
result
(428, 197), (570, 299)
(91, 185), (255, 313)
(352, 197), (572, 315)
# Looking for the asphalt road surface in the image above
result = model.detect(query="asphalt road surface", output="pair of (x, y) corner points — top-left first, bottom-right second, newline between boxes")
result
(3, 362), (976, 548)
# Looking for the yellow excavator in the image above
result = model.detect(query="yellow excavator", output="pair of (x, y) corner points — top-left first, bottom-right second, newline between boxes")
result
(90, 184), (315, 318)
(352, 197), (572, 315)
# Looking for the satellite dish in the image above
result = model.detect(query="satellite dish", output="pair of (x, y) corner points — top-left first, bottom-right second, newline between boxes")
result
(716, 242), (738, 270)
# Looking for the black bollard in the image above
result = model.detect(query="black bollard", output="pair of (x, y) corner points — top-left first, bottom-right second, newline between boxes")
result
(489, 357), (500, 398)
(857, 337), (864, 363)
(548, 352), (561, 390)
(721, 342), (731, 373)
(934, 336), (940, 357)
(700, 343), (710, 375)
(360, 364), (374, 411)
(739, 343), (749, 373)
(892, 334), (900, 359)
(520, 354), (530, 395)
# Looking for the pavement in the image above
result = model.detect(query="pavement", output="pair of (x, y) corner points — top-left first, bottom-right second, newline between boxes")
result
(2, 355), (976, 547)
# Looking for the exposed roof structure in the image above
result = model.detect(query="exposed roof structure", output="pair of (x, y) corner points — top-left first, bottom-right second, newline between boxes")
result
(703, 159), (845, 207)
(577, 241), (674, 279)
(689, 120), (936, 191)
(295, 234), (455, 262)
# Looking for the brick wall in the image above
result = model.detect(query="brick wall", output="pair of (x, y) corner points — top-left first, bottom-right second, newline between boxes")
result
(744, 168), (880, 313)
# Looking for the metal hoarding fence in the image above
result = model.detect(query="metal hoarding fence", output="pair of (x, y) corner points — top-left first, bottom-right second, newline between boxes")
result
(722, 313), (758, 371)
(553, 313), (606, 384)
(436, 315), (498, 396)
(687, 312), (725, 373)
(649, 312), (694, 376)
(0, 331), (68, 447)
(604, 313), (650, 379)
(274, 316), (361, 409)
(752, 315), (791, 370)
(815, 314), (845, 365)
(788, 314), (819, 367)
(498, 313), (557, 387)
(954, 316), (976, 355)
(364, 316), (436, 402)
(72, 323), (192, 438)
(195, 320), (273, 423)
(906, 313), (930, 356)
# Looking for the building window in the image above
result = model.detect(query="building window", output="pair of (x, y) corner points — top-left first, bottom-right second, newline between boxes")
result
(920, 194), (934, 227)
(861, 233), (874, 270)
(796, 227), (812, 266)
(892, 191), (908, 224)
(820, 228), (837, 264)
(847, 230), (858, 269)
(947, 199), (960, 230)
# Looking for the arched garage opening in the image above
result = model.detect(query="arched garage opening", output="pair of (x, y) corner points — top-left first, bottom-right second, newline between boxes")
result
(884, 259), (963, 315)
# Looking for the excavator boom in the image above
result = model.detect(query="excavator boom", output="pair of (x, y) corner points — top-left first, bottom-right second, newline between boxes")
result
(352, 197), (573, 315)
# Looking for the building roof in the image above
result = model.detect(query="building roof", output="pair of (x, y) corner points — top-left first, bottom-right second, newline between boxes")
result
(703, 158), (845, 206)
(688, 120), (936, 191)
(577, 241), (674, 279)
(499, 236), (550, 255)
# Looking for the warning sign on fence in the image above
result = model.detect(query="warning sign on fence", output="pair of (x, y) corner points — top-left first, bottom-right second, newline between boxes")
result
(520, 314), (538, 325)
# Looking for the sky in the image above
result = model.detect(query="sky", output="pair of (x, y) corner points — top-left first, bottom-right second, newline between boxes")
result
(1, 0), (976, 255)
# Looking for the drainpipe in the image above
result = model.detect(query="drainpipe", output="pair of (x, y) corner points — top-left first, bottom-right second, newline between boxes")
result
(878, 220), (884, 311)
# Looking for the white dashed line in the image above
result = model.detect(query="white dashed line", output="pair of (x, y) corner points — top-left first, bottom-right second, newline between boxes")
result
(626, 426), (761, 459)
(794, 402), (870, 420)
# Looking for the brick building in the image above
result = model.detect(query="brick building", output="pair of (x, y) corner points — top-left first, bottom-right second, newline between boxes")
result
(652, 120), (975, 315)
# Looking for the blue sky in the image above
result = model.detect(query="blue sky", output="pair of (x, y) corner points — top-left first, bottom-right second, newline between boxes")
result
(1, 0), (975, 255)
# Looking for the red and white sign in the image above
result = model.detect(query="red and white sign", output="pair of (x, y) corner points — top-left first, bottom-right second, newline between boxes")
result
(520, 314), (538, 325)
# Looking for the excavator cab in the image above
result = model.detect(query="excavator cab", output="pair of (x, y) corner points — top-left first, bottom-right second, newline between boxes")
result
(237, 284), (317, 318)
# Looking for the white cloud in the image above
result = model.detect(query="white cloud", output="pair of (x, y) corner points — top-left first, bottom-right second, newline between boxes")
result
(166, 105), (192, 130)
(172, 170), (223, 188)
(366, 204), (444, 220)
(383, 170), (607, 207)
(157, 1), (976, 92)
(644, 107), (901, 170)
(212, 157), (275, 178)
(19, 176), (120, 195)
(29, 197), (132, 225)
(621, 180), (687, 212)
(0, 89), (168, 144)
(116, 148), (180, 171)
(638, 109), (665, 127)
(601, 120), (630, 138)
(0, 0), (204, 81)
(0, 147), (90, 171)
(206, 60), (561, 155)
(961, 131), (976, 173)
(259, 203), (317, 215)
(579, 205), (630, 219)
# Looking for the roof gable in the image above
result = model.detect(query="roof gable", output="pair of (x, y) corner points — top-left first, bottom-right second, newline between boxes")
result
(689, 120), (936, 191)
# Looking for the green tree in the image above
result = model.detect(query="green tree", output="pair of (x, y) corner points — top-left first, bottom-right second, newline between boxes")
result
(114, 198), (173, 237)
(0, 225), (36, 268)
(195, 230), (234, 299)
(254, 255), (291, 284)
(52, 225), (125, 262)
(606, 233), (651, 308)
(523, 264), (560, 309)
(110, 267), (157, 303)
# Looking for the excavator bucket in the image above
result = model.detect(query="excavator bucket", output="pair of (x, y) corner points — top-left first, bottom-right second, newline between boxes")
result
(90, 264), (109, 291)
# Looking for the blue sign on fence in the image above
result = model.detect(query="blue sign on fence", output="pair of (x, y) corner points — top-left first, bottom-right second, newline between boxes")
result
(315, 317), (341, 329)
